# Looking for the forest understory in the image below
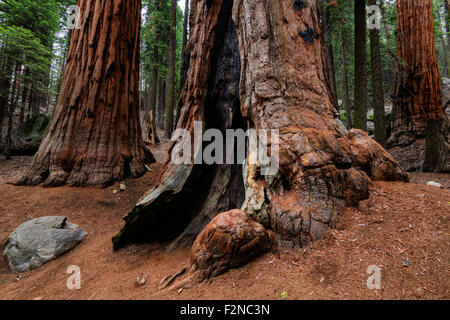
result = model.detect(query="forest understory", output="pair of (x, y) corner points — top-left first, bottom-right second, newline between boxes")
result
(0, 138), (448, 300)
(0, 0), (449, 303)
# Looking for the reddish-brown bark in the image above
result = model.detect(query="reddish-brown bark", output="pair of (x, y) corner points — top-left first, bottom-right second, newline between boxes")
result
(16, 0), (153, 187)
(113, 0), (407, 255)
(390, 0), (447, 144)
(389, 0), (449, 171)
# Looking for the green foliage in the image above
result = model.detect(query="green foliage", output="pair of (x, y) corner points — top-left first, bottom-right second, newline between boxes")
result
(0, 0), (70, 110)
(141, 0), (184, 98)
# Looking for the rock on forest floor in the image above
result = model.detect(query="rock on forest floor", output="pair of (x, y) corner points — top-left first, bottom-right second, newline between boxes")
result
(0, 139), (448, 300)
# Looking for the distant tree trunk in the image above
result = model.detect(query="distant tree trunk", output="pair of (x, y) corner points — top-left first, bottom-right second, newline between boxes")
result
(0, 58), (13, 144)
(19, 67), (30, 126)
(179, 0), (190, 90)
(340, 28), (352, 129)
(165, 0), (177, 138)
(149, 38), (160, 144)
(389, 0), (449, 172)
(57, 29), (73, 96)
(379, 0), (395, 87)
(28, 81), (40, 118)
(354, 0), (368, 131)
(177, 0), (191, 126)
(162, 78), (167, 127)
(320, 0), (337, 102)
(4, 63), (22, 159)
(157, 76), (165, 128)
(369, 0), (387, 148)
(113, 0), (407, 257)
(16, 0), (153, 187)
(446, 0), (450, 54)
(423, 119), (449, 172)
(436, 1), (449, 77)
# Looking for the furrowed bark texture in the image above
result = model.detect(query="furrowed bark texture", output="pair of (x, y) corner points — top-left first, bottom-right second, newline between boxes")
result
(16, 0), (152, 187)
(113, 0), (407, 252)
(389, 0), (449, 171)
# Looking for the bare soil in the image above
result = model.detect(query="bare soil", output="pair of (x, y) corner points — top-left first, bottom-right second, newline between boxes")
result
(0, 139), (448, 300)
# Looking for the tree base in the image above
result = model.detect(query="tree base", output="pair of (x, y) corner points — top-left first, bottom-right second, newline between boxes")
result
(15, 148), (155, 188)
(423, 119), (450, 173)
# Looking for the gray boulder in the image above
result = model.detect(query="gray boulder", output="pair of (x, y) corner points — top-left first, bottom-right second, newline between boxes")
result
(3, 216), (87, 273)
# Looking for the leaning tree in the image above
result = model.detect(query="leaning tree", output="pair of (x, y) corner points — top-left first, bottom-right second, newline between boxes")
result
(15, 0), (154, 187)
(389, 0), (449, 172)
(112, 0), (407, 258)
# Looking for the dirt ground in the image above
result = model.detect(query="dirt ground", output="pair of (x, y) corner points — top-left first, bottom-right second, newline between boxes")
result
(0, 139), (448, 300)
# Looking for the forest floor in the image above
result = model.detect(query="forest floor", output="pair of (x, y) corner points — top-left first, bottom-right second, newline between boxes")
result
(0, 138), (448, 300)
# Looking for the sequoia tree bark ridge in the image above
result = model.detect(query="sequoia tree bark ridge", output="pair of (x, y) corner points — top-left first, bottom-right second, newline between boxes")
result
(388, 0), (449, 172)
(112, 0), (407, 252)
(15, 0), (153, 187)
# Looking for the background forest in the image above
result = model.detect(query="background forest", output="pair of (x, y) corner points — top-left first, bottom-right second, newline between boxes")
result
(0, 0), (186, 155)
(0, 0), (449, 157)
(0, 0), (448, 301)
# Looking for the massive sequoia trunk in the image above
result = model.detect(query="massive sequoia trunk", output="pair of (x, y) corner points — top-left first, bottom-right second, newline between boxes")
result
(15, 0), (153, 187)
(388, 0), (449, 172)
(112, 0), (407, 253)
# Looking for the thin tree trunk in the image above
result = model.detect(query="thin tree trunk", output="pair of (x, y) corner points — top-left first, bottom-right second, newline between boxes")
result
(445, 0), (450, 56)
(369, 0), (387, 148)
(179, 0), (190, 91)
(157, 76), (165, 128)
(16, 0), (153, 187)
(164, 0), (177, 138)
(113, 0), (407, 257)
(176, 0), (191, 126)
(423, 119), (449, 172)
(19, 67), (30, 126)
(28, 80), (40, 118)
(162, 78), (167, 128)
(4, 64), (22, 159)
(149, 37), (160, 144)
(56, 29), (73, 103)
(436, 0), (449, 77)
(340, 28), (352, 129)
(354, 0), (368, 131)
(320, 0), (337, 102)
(0, 58), (13, 144)
(379, 0), (395, 87)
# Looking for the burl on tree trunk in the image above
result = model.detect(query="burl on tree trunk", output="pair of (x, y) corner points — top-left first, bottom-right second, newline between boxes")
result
(389, 0), (449, 172)
(15, 0), (154, 187)
(113, 0), (407, 277)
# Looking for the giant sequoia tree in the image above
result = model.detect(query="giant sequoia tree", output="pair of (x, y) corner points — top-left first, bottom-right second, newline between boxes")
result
(389, 0), (449, 172)
(15, 0), (153, 187)
(353, 0), (368, 131)
(112, 0), (407, 256)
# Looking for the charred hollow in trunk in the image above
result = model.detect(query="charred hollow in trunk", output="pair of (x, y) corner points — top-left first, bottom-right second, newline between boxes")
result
(113, 0), (407, 255)
(113, 0), (246, 250)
